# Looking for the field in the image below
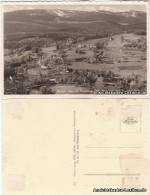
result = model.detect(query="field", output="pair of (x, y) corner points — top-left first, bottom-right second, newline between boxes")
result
(4, 33), (147, 95)
(60, 34), (146, 77)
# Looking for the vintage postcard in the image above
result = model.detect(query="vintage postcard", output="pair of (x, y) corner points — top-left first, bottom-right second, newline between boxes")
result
(1, 1), (149, 97)
(2, 99), (150, 194)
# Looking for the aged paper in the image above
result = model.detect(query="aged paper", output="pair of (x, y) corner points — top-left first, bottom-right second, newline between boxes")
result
(1, 1), (149, 97)
(2, 99), (150, 194)
(1, 1), (150, 194)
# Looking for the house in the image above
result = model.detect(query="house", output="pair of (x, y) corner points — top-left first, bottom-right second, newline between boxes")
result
(49, 79), (59, 84)
(41, 65), (47, 70)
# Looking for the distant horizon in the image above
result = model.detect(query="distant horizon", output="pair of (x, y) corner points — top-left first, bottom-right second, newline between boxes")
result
(4, 4), (147, 13)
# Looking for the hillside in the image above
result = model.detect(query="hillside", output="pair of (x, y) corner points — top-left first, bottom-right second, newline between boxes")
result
(4, 9), (146, 35)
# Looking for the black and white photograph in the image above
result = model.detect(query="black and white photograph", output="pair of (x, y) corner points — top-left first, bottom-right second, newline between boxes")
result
(3, 2), (148, 95)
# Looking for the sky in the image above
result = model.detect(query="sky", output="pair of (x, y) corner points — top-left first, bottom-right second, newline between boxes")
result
(4, 4), (147, 13)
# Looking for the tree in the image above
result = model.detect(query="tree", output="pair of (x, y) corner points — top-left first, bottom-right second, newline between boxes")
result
(93, 51), (99, 63)
(47, 88), (54, 94)
(4, 66), (16, 80)
(40, 86), (47, 94)
(121, 36), (124, 42)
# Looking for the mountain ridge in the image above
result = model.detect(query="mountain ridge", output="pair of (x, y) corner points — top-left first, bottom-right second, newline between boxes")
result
(4, 9), (146, 35)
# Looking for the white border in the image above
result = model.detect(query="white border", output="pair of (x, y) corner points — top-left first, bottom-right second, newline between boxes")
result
(0, 1), (149, 99)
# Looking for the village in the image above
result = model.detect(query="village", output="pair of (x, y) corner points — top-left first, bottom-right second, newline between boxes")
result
(4, 33), (147, 94)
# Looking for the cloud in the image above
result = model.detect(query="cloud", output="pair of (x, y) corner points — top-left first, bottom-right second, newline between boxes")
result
(73, 6), (97, 12)
(4, 4), (146, 13)
(26, 7), (34, 10)
(4, 5), (25, 12)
